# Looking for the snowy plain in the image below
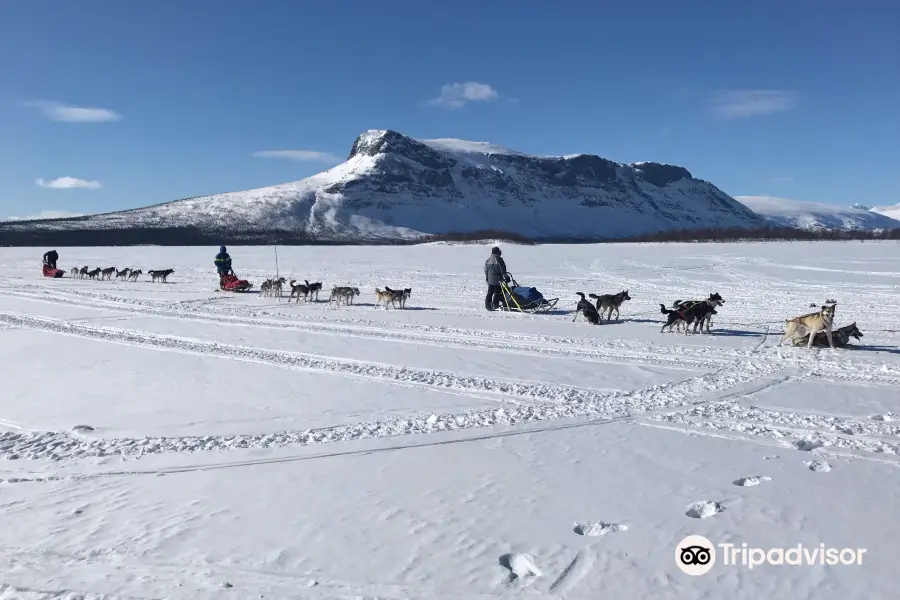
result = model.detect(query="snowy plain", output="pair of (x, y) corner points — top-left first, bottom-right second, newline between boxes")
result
(1, 241), (899, 600)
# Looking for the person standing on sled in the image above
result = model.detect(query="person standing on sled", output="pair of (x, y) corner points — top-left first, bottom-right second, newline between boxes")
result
(42, 249), (59, 269)
(484, 246), (508, 311)
(215, 245), (233, 288)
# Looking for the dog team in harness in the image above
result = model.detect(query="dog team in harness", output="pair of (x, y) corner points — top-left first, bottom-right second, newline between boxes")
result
(32, 244), (859, 350)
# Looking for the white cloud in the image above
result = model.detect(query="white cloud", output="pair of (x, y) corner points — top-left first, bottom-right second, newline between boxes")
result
(253, 150), (342, 163)
(427, 82), (500, 109)
(24, 100), (122, 123)
(6, 209), (84, 221)
(36, 177), (102, 190)
(711, 90), (797, 119)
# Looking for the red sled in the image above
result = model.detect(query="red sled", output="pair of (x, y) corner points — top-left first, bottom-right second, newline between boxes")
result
(42, 264), (65, 278)
(219, 273), (253, 292)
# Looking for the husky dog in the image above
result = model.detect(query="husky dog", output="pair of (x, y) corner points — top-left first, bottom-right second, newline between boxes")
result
(115, 267), (131, 281)
(78, 266), (90, 279)
(329, 286), (360, 306)
(589, 289), (631, 321)
(289, 279), (309, 303)
(374, 288), (395, 309)
(260, 277), (285, 298)
(660, 293), (724, 334)
(675, 293), (724, 334)
(573, 292), (602, 324)
(271, 277), (287, 298)
(780, 302), (837, 349)
(70, 267), (80, 278)
(397, 287), (412, 309)
(86, 267), (101, 280)
(127, 269), (142, 281)
(792, 321), (861, 348)
(304, 280), (323, 302)
(100, 267), (116, 281)
(384, 286), (411, 309)
(149, 268), (175, 283)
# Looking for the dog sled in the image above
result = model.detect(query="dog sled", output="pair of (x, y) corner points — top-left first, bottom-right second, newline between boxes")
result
(42, 264), (64, 278)
(498, 274), (558, 313)
(218, 272), (253, 292)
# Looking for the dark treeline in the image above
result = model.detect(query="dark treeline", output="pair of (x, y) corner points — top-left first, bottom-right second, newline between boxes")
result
(0, 226), (538, 247)
(0, 224), (897, 247)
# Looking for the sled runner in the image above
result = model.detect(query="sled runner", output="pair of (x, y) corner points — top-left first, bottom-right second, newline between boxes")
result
(42, 264), (64, 278)
(498, 273), (558, 313)
(219, 272), (253, 292)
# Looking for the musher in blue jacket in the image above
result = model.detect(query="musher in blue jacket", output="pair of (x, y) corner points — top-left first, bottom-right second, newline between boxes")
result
(215, 245), (233, 277)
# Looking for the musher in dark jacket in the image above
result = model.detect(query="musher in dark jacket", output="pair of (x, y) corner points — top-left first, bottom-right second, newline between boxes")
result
(484, 246), (508, 311)
(42, 249), (59, 269)
(215, 245), (233, 277)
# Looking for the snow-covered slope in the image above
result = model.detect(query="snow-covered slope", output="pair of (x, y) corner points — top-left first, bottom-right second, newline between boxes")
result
(736, 195), (900, 231)
(1, 130), (767, 241)
(871, 202), (900, 223)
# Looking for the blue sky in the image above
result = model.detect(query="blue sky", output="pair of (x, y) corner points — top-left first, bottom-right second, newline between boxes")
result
(2, 0), (898, 220)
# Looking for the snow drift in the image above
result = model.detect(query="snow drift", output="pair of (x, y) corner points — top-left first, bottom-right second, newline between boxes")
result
(735, 195), (900, 231)
(1, 130), (767, 241)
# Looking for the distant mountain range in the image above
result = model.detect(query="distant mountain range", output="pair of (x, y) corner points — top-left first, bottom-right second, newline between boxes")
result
(735, 196), (900, 231)
(3, 130), (896, 245)
(1, 130), (770, 244)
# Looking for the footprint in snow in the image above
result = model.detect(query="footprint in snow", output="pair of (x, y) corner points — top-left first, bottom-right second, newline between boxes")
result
(733, 476), (771, 487)
(793, 439), (825, 452)
(499, 553), (542, 585)
(805, 460), (832, 473)
(686, 500), (724, 519)
(573, 521), (628, 537)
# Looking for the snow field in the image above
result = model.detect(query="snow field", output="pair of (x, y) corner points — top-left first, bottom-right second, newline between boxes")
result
(1, 241), (899, 599)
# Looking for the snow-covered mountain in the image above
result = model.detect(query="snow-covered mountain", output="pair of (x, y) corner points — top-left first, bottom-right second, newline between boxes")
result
(735, 196), (900, 231)
(871, 202), (900, 223)
(3, 130), (768, 241)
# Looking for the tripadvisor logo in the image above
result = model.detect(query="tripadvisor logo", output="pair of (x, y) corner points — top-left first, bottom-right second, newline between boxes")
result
(676, 535), (867, 575)
(676, 535), (716, 576)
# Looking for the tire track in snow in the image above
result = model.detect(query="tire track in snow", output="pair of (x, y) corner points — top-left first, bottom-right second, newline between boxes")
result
(0, 310), (784, 461)
(0, 287), (732, 371)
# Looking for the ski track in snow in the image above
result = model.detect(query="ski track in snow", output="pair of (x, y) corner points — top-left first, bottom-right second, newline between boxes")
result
(0, 309), (782, 461)
(0, 286), (732, 371)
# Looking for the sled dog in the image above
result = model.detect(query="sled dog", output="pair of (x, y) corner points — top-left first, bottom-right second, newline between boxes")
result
(589, 289), (631, 321)
(573, 292), (602, 325)
(780, 302), (837, 349)
(149, 269), (175, 283)
(660, 293), (724, 334)
(289, 280), (309, 303)
(329, 286), (360, 306)
(304, 280), (323, 302)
